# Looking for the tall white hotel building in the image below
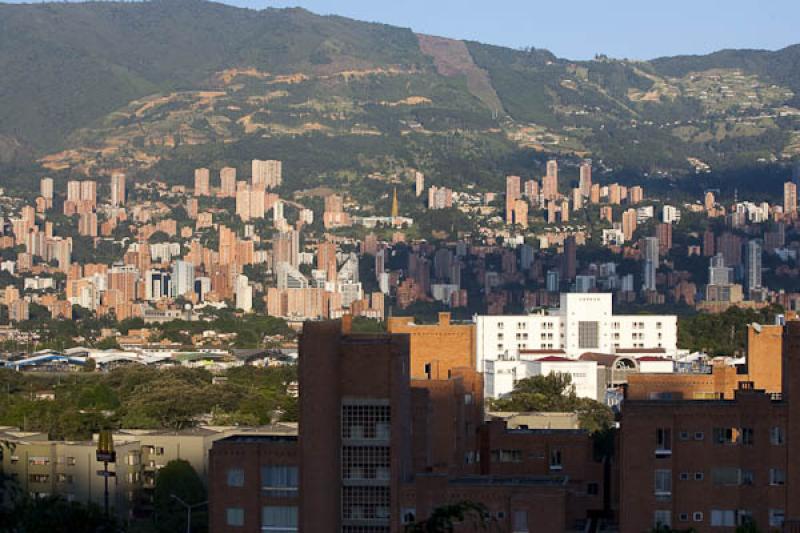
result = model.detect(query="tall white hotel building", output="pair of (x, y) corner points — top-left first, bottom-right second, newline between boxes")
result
(475, 293), (678, 399)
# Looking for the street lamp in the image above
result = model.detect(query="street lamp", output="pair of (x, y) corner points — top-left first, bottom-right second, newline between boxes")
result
(170, 494), (207, 533)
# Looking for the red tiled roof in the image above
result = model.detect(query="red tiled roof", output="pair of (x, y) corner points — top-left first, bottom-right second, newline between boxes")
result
(637, 356), (670, 362)
(536, 356), (572, 362)
(615, 348), (667, 354)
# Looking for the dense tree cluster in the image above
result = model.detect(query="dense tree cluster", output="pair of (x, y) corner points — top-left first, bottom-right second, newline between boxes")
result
(490, 373), (614, 434)
(0, 365), (297, 440)
(677, 304), (783, 356)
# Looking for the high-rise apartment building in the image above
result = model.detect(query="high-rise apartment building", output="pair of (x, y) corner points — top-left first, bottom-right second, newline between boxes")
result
(298, 320), (410, 532)
(235, 274), (253, 312)
(171, 260), (195, 298)
(628, 185), (644, 204)
(785, 181), (797, 215)
(523, 179), (539, 201)
(414, 171), (424, 197)
(717, 232), (743, 267)
(66, 180), (81, 203)
(505, 175), (521, 224)
(273, 230), (299, 268)
(252, 159), (282, 189)
(194, 168), (211, 196)
(704, 191), (716, 211)
(546, 159), (558, 181)
(642, 236), (659, 292)
(656, 223), (673, 255)
(579, 161), (592, 197)
(745, 240), (763, 293)
(110, 172), (126, 207)
(40, 177), (54, 201)
(563, 235), (577, 281)
(622, 208), (638, 241)
(220, 167), (237, 197)
(427, 186), (453, 210)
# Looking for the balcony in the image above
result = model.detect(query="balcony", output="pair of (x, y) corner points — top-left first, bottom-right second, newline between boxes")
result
(655, 448), (672, 458)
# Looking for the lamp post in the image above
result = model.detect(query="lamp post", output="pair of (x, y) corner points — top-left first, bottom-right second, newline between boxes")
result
(95, 429), (116, 517)
(170, 494), (207, 533)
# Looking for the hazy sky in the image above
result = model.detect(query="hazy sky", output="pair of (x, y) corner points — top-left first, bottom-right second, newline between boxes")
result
(219, 0), (799, 60)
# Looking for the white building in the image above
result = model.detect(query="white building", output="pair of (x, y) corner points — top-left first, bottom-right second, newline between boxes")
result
(662, 205), (681, 224)
(171, 260), (195, 298)
(484, 356), (599, 400)
(475, 292), (677, 373)
(235, 274), (253, 313)
(637, 357), (674, 374)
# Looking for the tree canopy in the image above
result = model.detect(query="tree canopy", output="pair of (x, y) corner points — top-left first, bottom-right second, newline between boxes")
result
(490, 372), (614, 434)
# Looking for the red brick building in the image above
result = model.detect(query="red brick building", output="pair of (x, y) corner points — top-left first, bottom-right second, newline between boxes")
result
(619, 321), (800, 532)
(208, 432), (299, 533)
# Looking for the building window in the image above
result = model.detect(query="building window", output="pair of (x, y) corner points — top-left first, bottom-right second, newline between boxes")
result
(713, 427), (739, 445)
(712, 467), (743, 486)
(549, 449), (562, 470)
(770, 426), (784, 445)
(587, 483), (599, 495)
(711, 510), (735, 527)
(401, 509), (416, 525)
(491, 449), (522, 463)
(741, 427), (754, 445)
(654, 470), (671, 497)
(654, 510), (671, 528)
(227, 468), (245, 487)
(695, 472), (704, 481)
(342, 403), (391, 441)
(736, 512), (755, 527)
(693, 512), (704, 522)
(694, 432), (704, 441)
(497, 333), (504, 340)
(679, 431), (689, 440)
(679, 472), (689, 481)
(261, 506), (298, 532)
(769, 509), (785, 528)
(578, 321), (599, 349)
(342, 486), (390, 522)
(769, 468), (786, 486)
(226, 507), (244, 527)
(656, 428), (672, 456)
(261, 466), (299, 496)
(512, 510), (528, 532)
(679, 513), (689, 522)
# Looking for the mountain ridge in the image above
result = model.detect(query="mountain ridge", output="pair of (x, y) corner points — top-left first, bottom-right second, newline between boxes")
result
(1, 0), (799, 183)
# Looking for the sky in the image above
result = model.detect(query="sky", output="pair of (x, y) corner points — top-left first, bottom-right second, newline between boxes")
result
(217, 0), (799, 60)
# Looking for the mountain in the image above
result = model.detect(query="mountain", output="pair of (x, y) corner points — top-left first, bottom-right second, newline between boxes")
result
(1, 0), (799, 186)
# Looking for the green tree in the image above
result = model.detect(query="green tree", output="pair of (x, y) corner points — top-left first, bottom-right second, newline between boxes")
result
(0, 495), (117, 533)
(491, 373), (614, 433)
(153, 459), (207, 533)
(121, 376), (211, 430)
(405, 501), (491, 532)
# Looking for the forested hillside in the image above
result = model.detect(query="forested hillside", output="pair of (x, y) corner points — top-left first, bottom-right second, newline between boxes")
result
(1, 0), (799, 186)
